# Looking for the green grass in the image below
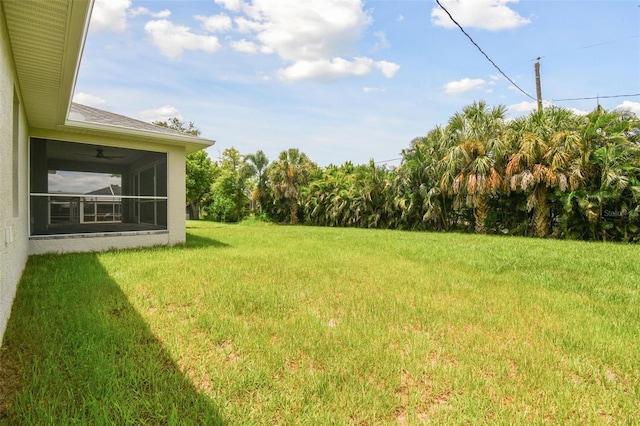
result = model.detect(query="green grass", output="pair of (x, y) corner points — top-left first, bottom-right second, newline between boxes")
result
(1, 221), (639, 424)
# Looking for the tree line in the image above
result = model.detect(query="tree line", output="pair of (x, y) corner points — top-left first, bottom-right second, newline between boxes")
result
(157, 101), (640, 242)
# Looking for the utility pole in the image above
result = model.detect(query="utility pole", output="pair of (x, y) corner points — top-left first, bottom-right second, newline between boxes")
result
(535, 57), (543, 112)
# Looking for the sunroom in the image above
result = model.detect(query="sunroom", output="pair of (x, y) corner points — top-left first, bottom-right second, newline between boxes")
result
(27, 103), (213, 255)
(30, 138), (168, 236)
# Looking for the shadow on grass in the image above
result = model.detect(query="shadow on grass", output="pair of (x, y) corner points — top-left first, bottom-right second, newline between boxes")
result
(0, 253), (226, 424)
(185, 232), (230, 249)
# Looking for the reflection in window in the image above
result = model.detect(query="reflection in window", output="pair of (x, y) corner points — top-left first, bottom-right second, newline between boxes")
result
(30, 138), (168, 236)
(47, 172), (122, 225)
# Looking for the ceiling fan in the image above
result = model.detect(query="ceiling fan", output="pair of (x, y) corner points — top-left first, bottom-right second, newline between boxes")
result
(78, 148), (124, 160)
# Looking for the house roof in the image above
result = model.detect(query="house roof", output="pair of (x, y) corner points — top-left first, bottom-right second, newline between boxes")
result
(86, 184), (122, 196)
(66, 103), (214, 154)
(69, 103), (196, 138)
(1, 0), (213, 154)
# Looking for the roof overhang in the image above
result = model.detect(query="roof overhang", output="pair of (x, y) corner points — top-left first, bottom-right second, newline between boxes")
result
(60, 102), (214, 153)
(2, 0), (93, 130)
(56, 120), (214, 154)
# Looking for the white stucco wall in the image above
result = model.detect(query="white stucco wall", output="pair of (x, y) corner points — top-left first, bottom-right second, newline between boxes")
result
(29, 232), (170, 255)
(0, 8), (30, 345)
(168, 144), (187, 245)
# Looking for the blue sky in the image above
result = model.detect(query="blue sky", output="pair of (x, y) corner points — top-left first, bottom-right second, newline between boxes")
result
(74, 0), (640, 167)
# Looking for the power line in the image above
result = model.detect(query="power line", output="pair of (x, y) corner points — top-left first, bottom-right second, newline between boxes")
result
(553, 93), (640, 102)
(434, 0), (536, 101)
(531, 35), (639, 62)
(578, 35), (639, 50)
(374, 157), (402, 164)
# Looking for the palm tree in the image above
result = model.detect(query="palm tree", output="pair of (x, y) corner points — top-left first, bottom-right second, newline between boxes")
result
(326, 163), (356, 227)
(300, 164), (349, 226)
(576, 106), (640, 240)
(393, 130), (448, 231)
(245, 150), (269, 214)
(505, 107), (584, 238)
(351, 161), (394, 229)
(267, 148), (316, 224)
(440, 101), (508, 234)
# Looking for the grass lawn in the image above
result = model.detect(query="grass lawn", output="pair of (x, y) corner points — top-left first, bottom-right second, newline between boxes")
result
(1, 220), (639, 424)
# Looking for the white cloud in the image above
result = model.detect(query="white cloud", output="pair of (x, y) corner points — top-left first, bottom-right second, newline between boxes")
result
(124, 0), (397, 80)
(224, 0), (398, 81)
(49, 171), (121, 194)
(129, 7), (149, 17)
(129, 7), (171, 18)
(507, 101), (535, 115)
(231, 39), (259, 53)
(196, 14), (233, 33)
(444, 78), (486, 94)
(278, 57), (375, 81)
(152, 9), (171, 19)
(72, 92), (107, 107)
(373, 31), (390, 50)
(396, 15), (405, 22)
(363, 87), (386, 93)
(507, 101), (552, 116)
(432, 0), (530, 31)
(376, 61), (400, 78)
(235, 17), (265, 33)
(277, 57), (399, 82)
(139, 105), (183, 123)
(144, 20), (222, 59)
(246, 0), (372, 62)
(615, 101), (640, 116)
(215, 0), (245, 12)
(90, 0), (131, 33)
(568, 107), (590, 116)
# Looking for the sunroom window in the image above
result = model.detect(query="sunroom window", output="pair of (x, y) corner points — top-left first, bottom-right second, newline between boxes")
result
(30, 138), (168, 236)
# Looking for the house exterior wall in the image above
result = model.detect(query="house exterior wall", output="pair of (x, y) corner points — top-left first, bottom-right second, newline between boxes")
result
(0, 6), (30, 344)
(29, 232), (170, 255)
(26, 131), (188, 254)
(168, 144), (187, 245)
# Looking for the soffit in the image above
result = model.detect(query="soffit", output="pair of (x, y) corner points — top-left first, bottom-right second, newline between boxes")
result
(2, 0), (91, 129)
(46, 139), (150, 168)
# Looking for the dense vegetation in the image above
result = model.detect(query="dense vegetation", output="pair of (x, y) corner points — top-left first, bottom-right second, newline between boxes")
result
(182, 102), (640, 242)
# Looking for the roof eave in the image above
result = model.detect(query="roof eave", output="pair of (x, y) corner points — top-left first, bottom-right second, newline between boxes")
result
(61, 120), (215, 154)
(56, 0), (95, 126)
